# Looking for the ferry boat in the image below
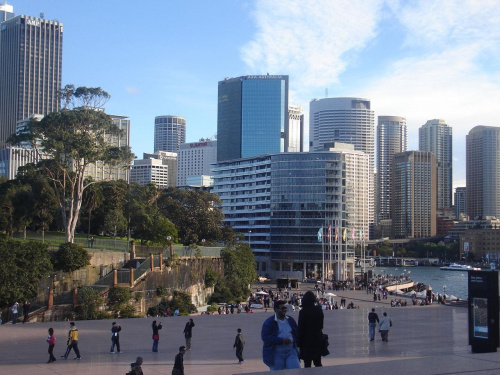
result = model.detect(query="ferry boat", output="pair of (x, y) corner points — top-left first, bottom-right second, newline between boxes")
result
(439, 263), (481, 271)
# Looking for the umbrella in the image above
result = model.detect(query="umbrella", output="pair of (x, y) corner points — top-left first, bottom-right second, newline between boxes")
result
(255, 291), (269, 295)
(324, 292), (336, 297)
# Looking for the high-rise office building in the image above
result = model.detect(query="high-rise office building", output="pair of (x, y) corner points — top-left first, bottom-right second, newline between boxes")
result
(131, 151), (177, 188)
(0, 13), (63, 147)
(84, 114), (131, 182)
(392, 151), (437, 238)
(154, 115), (186, 153)
(454, 187), (466, 219)
(418, 119), (452, 209)
(287, 105), (303, 152)
(309, 97), (374, 235)
(217, 75), (289, 162)
(376, 116), (407, 224)
(177, 138), (217, 186)
(0, 2), (14, 22)
(466, 126), (500, 219)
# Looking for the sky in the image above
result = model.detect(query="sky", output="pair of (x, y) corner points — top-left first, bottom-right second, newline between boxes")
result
(13, 0), (500, 189)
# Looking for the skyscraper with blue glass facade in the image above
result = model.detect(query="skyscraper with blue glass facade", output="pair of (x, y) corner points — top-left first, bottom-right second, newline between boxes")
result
(217, 75), (289, 162)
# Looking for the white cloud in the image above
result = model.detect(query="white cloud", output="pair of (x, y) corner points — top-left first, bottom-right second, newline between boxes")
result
(241, 0), (383, 87)
(125, 86), (140, 95)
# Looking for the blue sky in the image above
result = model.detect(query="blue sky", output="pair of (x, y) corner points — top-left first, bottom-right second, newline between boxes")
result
(13, 0), (500, 188)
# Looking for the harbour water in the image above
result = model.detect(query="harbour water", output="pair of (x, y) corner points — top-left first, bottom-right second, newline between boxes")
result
(372, 266), (499, 300)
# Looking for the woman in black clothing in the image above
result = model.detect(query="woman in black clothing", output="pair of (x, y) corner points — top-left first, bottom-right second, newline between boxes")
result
(151, 320), (162, 352)
(298, 291), (324, 367)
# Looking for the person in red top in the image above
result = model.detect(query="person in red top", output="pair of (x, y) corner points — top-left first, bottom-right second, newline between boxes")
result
(46, 327), (56, 363)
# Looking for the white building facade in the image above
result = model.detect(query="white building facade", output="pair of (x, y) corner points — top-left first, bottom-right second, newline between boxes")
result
(177, 138), (217, 187)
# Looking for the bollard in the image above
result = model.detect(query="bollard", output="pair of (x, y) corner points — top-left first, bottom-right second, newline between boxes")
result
(159, 253), (163, 270)
(150, 254), (154, 271)
(130, 267), (134, 287)
(113, 269), (118, 286)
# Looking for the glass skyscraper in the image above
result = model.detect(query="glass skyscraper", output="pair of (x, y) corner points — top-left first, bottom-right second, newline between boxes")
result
(0, 13), (63, 147)
(217, 75), (290, 162)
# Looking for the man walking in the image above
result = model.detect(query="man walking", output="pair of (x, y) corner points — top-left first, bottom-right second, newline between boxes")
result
(110, 322), (122, 353)
(172, 346), (186, 375)
(233, 328), (245, 364)
(183, 318), (195, 350)
(368, 308), (379, 341)
(379, 312), (393, 342)
(261, 300), (300, 371)
(61, 322), (81, 359)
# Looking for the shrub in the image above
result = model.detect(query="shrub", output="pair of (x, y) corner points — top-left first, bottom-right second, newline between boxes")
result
(53, 242), (91, 272)
(204, 268), (218, 288)
(156, 285), (167, 297)
(108, 287), (132, 318)
(74, 286), (105, 320)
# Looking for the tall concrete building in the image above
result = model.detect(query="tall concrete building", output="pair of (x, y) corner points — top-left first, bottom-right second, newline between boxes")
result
(376, 116), (407, 224)
(392, 151), (437, 238)
(287, 105), (304, 152)
(131, 151), (177, 188)
(0, 2), (14, 22)
(217, 75), (290, 162)
(84, 114), (131, 182)
(418, 119), (452, 209)
(0, 13), (63, 147)
(154, 115), (186, 153)
(177, 138), (217, 187)
(466, 126), (500, 219)
(454, 187), (466, 219)
(309, 97), (374, 236)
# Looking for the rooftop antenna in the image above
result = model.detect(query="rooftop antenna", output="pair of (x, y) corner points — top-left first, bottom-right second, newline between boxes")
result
(325, 88), (328, 98)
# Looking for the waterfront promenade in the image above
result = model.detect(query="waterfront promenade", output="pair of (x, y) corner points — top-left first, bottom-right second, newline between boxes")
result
(1, 285), (499, 375)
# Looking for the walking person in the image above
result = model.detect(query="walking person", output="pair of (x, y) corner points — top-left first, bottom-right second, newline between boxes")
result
(22, 301), (30, 323)
(46, 328), (56, 363)
(61, 322), (81, 359)
(152, 320), (162, 352)
(127, 356), (143, 375)
(379, 312), (393, 342)
(172, 346), (187, 375)
(11, 302), (19, 324)
(183, 318), (195, 350)
(261, 300), (300, 371)
(110, 322), (122, 353)
(368, 308), (379, 341)
(233, 328), (245, 364)
(297, 291), (324, 368)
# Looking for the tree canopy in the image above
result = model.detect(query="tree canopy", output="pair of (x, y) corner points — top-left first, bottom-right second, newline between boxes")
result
(0, 239), (52, 308)
(8, 85), (134, 243)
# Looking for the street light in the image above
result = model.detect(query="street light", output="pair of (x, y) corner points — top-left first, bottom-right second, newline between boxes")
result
(443, 285), (447, 297)
(167, 236), (173, 258)
(248, 230), (252, 250)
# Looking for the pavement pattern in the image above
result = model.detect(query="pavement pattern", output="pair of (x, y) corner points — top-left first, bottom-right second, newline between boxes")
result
(1, 285), (499, 375)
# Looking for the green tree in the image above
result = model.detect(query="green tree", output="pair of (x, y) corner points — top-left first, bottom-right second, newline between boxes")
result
(108, 287), (135, 318)
(104, 208), (127, 238)
(8, 85), (134, 243)
(53, 242), (91, 272)
(74, 286), (105, 320)
(0, 239), (52, 308)
(80, 180), (103, 238)
(157, 188), (224, 245)
(209, 242), (257, 302)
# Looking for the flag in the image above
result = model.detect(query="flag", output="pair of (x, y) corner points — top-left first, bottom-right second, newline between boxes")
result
(335, 227), (338, 242)
(317, 227), (323, 243)
(342, 228), (347, 242)
(351, 227), (355, 241)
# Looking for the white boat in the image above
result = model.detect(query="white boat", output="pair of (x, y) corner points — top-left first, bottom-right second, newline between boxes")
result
(439, 263), (481, 271)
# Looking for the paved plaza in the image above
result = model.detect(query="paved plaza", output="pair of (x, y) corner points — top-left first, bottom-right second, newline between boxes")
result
(1, 287), (500, 375)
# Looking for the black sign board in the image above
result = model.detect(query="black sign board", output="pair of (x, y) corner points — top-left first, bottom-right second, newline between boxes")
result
(468, 271), (499, 353)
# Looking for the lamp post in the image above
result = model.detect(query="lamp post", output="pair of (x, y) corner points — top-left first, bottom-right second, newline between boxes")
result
(443, 285), (447, 298)
(167, 235), (173, 258)
(201, 238), (205, 246)
(248, 230), (252, 250)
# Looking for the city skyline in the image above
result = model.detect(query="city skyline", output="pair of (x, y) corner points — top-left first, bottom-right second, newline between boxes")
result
(10, 1), (500, 188)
